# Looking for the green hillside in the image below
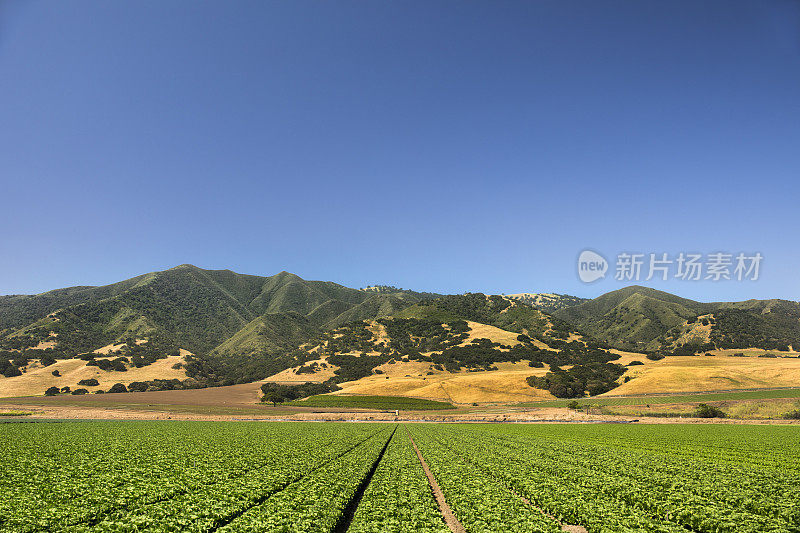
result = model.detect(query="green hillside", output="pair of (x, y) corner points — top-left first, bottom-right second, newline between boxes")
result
(554, 286), (800, 353)
(0, 265), (427, 385)
(394, 293), (573, 339)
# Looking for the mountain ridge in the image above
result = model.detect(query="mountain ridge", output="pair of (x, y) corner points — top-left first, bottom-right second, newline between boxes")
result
(3, 267), (800, 396)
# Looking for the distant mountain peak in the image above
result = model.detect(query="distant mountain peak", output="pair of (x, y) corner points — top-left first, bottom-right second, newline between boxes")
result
(507, 293), (587, 313)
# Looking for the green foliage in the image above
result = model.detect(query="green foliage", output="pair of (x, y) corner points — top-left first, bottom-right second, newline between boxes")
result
(86, 357), (128, 372)
(348, 430), (449, 533)
(375, 318), (469, 355)
(411, 424), (800, 532)
(328, 353), (392, 382)
(711, 305), (800, 350)
(259, 381), (339, 405)
(526, 362), (626, 398)
(694, 403), (727, 418)
(3, 364), (22, 377)
(2, 421), (799, 532)
(554, 286), (800, 353)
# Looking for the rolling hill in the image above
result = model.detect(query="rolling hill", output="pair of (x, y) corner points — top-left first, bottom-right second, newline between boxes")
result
(554, 286), (800, 353)
(3, 269), (800, 402)
(0, 265), (429, 391)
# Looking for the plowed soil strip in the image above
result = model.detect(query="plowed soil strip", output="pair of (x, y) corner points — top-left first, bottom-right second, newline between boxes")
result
(408, 433), (466, 533)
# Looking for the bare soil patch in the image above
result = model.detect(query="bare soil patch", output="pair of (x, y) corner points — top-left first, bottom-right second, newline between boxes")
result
(408, 433), (466, 533)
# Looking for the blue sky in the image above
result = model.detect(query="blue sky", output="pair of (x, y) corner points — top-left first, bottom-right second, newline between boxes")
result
(1, 1), (799, 301)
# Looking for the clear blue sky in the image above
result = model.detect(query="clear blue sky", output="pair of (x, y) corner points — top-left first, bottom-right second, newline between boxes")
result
(1, 1), (799, 301)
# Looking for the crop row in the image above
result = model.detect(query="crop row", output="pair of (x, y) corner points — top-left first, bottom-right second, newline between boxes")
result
(347, 428), (449, 533)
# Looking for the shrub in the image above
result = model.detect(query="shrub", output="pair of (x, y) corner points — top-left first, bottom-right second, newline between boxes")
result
(78, 378), (99, 386)
(45, 386), (60, 396)
(3, 365), (23, 378)
(60, 386), (71, 393)
(71, 388), (89, 395)
(52, 370), (61, 377)
(127, 381), (148, 392)
(627, 360), (644, 366)
(646, 353), (665, 361)
(40, 355), (57, 367)
(528, 360), (544, 368)
(782, 410), (800, 420)
(694, 403), (726, 418)
(566, 400), (582, 410)
(108, 383), (128, 394)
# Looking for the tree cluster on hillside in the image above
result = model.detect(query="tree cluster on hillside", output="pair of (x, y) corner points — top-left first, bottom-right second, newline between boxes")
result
(377, 318), (470, 354)
(327, 353), (393, 382)
(260, 381), (340, 405)
(711, 308), (800, 351)
(526, 362), (626, 398)
(323, 322), (376, 354)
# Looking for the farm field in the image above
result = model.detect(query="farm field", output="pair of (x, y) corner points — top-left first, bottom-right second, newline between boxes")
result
(289, 394), (455, 410)
(1, 421), (799, 532)
(521, 386), (800, 408)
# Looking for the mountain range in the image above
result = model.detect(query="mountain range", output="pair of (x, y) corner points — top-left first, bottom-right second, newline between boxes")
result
(2, 265), (799, 388)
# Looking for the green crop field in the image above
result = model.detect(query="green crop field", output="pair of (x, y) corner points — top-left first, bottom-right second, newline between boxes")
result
(1, 421), (799, 532)
(520, 387), (800, 408)
(290, 394), (455, 410)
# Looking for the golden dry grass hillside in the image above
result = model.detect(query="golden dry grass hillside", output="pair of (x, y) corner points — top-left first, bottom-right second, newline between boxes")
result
(333, 360), (554, 404)
(263, 358), (339, 384)
(610, 355), (800, 395)
(0, 356), (188, 398)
